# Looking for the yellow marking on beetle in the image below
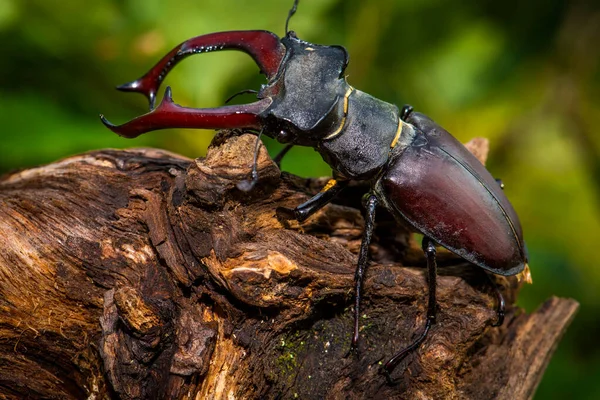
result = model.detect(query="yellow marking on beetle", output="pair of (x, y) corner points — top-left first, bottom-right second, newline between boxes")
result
(321, 179), (337, 192)
(390, 119), (404, 149)
(322, 87), (354, 141)
(342, 87), (352, 114)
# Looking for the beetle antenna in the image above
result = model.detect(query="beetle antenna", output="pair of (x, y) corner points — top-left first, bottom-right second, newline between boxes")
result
(225, 89), (259, 104)
(285, 0), (299, 33)
(237, 128), (264, 192)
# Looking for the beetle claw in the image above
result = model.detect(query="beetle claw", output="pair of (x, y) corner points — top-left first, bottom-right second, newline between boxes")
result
(344, 342), (359, 359)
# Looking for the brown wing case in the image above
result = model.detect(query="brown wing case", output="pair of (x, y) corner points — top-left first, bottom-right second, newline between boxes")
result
(379, 114), (526, 276)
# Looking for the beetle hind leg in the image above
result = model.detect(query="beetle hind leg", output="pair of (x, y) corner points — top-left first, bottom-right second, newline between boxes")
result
(383, 236), (438, 383)
(483, 272), (506, 327)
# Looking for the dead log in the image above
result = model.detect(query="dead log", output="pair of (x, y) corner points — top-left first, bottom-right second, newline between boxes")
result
(0, 132), (578, 399)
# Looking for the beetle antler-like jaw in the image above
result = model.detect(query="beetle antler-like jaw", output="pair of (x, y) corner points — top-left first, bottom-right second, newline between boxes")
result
(115, 30), (286, 110)
(101, 30), (287, 138)
(100, 86), (271, 138)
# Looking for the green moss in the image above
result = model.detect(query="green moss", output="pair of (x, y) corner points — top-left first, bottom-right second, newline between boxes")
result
(275, 331), (307, 378)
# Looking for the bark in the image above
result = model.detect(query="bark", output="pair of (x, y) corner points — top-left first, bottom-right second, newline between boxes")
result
(0, 132), (578, 399)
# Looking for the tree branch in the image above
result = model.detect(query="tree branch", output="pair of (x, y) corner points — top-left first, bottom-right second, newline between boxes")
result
(0, 132), (578, 399)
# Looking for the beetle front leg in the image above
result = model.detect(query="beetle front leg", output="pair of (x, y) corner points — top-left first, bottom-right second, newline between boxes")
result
(383, 236), (438, 382)
(276, 179), (348, 223)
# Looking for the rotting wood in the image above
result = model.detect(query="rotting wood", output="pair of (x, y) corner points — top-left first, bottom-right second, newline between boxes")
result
(0, 131), (578, 399)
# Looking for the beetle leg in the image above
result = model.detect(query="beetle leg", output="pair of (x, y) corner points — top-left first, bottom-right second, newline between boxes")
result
(100, 87), (271, 138)
(116, 30), (286, 109)
(272, 144), (294, 168)
(350, 194), (378, 351)
(484, 272), (506, 327)
(383, 236), (438, 382)
(275, 179), (348, 223)
(491, 175), (508, 325)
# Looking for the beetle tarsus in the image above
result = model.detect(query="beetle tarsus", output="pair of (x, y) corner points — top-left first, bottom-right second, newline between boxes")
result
(493, 302), (506, 327)
(275, 206), (298, 222)
(383, 319), (433, 384)
(382, 237), (438, 380)
(484, 272), (506, 327)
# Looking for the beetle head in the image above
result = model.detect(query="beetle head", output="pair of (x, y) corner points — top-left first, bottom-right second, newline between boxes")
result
(100, 30), (350, 146)
(258, 33), (350, 146)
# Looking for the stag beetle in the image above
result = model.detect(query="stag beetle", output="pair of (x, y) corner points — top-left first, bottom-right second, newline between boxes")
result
(100, 0), (529, 380)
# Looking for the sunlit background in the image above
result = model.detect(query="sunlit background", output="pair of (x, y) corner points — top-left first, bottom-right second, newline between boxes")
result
(1, 0), (599, 397)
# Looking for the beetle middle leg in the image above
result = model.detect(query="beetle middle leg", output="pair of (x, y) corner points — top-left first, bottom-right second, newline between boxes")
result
(351, 194), (378, 351)
(383, 236), (438, 382)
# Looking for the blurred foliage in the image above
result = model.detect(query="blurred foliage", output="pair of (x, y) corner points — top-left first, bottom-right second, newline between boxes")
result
(1, 0), (599, 398)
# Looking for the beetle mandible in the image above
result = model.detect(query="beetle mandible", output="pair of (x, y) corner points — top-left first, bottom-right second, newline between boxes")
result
(100, 0), (529, 380)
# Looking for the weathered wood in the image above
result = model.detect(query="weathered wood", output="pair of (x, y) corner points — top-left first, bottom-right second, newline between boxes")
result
(0, 132), (578, 399)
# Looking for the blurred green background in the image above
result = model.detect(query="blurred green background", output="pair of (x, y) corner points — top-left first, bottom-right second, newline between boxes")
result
(1, 0), (598, 397)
